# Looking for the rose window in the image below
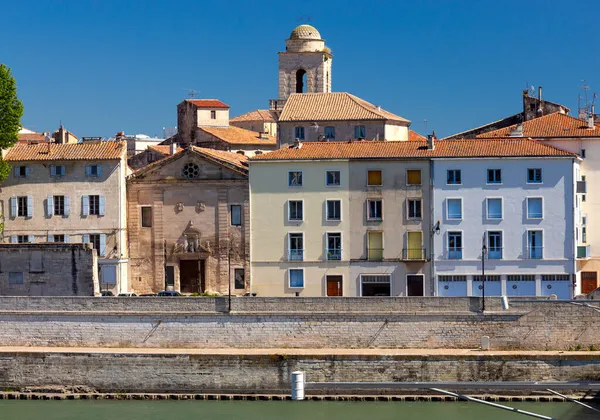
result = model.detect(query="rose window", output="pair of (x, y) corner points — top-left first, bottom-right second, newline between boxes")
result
(182, 163), (200, 179)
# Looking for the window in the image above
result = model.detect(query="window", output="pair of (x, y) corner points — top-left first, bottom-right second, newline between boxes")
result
(141, 207), (153, 227)
(487, 231), (502, 259)
(527, 168), (542, 183)
(583, 194), (587, 202)
(53, 195), (65, 216)
(324, 126), (335, 140)
(288, 171), (303, 186)
(527, 198), (543, 219)
(583, 227), (587, 243)
(17, 235), (31, 243)
(17, 196), (29, 217)
(326, 200), (341, 221)
(13, 165), (29, 178)
(294, 127), (305, 140)
(367, 231), (383, 260)
(447, 169), (462, 185)
(361, 275), (391, 297)
(354, 125), (366, 139)
(8, 272), (24, 285)
(367, 170), (382, 186)
(210, 110), (216, 119)
(289, 233), (304, 261)
(447, 198), (462, 220)
(527, 230), (543, 259)
(53, 234), (66, 243)
(367, 200), (383, 220)
(289, 269), (304, 288)
(327, 232), (342, 260)
(182, 163), (200, 179)
(582, 149), (586, 158)
(486, 198), (503, 219)
(288, 200), (303, 221)
(230, 205), (241, 226)
(448, 231), (462, 259)
(407, 199), (422, 219)
(86, 164), (101, 177)
(326, 170), (340, 186)
(89, 234), (101, 253)
(50, 165), (66, 177)
(89, 195), (101, 215)
(407, 169), (422, 185)
(487, 169), (501, 184)
(234, 268), (245, 289)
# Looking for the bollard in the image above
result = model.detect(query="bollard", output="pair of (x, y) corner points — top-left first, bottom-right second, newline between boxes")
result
(291, 371), (305, 400)
(480, 336), (490, 350)
(501, 295), (509, 310)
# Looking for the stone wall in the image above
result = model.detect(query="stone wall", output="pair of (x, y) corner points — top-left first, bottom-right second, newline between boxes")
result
(1, 350), (599, 394)
(0, 244), (98, 296)
(0, 297), (597, 350)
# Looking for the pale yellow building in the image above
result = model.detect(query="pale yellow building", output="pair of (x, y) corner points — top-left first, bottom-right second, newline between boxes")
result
(250, 141), (431, 297)
(1, 141), (129, 293)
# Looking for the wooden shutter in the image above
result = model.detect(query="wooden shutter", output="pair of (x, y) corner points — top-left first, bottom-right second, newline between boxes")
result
(97, 165), (102, 177)
(28, 235), (34, 243)
(64, 196), (70, 216)
(50, 165), (56, 176)
(82, 195), (89, 216)
(27, 196), (33, 217)
(407, 231), (423, 259)
(99, 196), (105, 216)
(10, 197), (17, 218)
(47, 195), (54, 217)
(65, 235), (70, 243)
(407, 170), (421, 185)
(48, 234), (54, 242)
(367, 170), (382, 186)
(99, 234), (107, 256)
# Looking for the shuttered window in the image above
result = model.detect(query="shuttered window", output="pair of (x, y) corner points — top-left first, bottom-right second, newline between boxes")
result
(367, 170), (382, 186)
(407, 170), (421, 185)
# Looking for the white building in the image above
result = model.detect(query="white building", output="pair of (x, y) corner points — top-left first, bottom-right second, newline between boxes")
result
(432, 138), (579, 299)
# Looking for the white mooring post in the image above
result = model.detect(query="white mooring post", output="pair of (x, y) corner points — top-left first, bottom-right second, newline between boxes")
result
(291, 371), (305, 400)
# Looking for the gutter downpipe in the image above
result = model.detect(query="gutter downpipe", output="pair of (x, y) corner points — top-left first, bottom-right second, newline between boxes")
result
(430, 159), (436, 296)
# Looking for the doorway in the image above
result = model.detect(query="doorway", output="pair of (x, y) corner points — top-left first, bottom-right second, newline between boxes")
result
(407, 274), (424, 296)
(326, 275), (343, 296)
(582, 271), (598, 294)
(179, 259), (205, 294)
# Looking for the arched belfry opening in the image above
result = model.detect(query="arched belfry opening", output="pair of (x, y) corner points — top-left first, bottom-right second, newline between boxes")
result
(296, 69), (307, 93)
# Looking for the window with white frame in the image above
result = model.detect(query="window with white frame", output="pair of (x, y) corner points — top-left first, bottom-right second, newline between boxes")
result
(327, 232), (342, 260)
(326, 200), (341, 221)
(487, 169), (501, 184)
(354, 125), (366, 139)
(326, 170), (340, 186)
(288, 171), (303, 187)
(89, 195), (101, 215)
(53, 195), (65, 216)
(17, 235), (31, 243)
(527, 230), (543, 259)
(407, 199), (422, 219)
(288, 200), (303, 221)
(289, 269), (304, 288)
(527, 168), (542, 183)
(486, 198), (503, 219)
(324, 126), (335, 140)
(447, 169), (462, 185)
(361, 274), (391, 297)
(367, 200), (383, 220)
(288, 233), (304, 261)
(17, 196), (29, 217)
(487, 231), (502, 259)
(527, 197), (543, 219)
(447, 198), (462, 220)
(448, 231), (462, 259)
(294, 127), (305, 140)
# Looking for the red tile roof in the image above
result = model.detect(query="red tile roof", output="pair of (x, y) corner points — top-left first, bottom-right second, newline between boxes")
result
(18, 133), (48, 142)
(409, 130), (426, 141)
(148, 145), (183, 155)
(250, 139), (575, 161)
(5, 141), (126, 161)
(476, 112), (600, 138)
(186, 99), (230, 109)
(230, 109), (277, 123)
(199, 126), (277, 145)
(190, 146), (248, 170)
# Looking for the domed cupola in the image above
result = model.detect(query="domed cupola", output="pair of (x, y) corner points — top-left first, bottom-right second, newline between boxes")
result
(286, 24), (326, 52)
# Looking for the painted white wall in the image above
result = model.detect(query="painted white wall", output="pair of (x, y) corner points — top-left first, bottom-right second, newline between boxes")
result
(432, 157), (577, 297)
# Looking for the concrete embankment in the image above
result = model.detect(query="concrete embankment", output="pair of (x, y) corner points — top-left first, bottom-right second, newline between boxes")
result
(0, 347), (599, 395)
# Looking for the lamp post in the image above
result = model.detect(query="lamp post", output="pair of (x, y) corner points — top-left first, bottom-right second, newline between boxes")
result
(481, 239), (487, 313)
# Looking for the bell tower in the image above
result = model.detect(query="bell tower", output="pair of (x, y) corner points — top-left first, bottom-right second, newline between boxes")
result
(270, 25), (332, 111)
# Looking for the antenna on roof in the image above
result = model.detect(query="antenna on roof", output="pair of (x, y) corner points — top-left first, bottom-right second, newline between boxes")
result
(424, 119), (428, 134)
(188, 89), (199, 98)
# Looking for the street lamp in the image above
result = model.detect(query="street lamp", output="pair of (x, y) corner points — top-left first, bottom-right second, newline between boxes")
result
(481, 239), (487, 313)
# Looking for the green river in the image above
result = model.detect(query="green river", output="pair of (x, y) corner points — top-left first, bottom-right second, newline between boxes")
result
(0, 400), (597, 420)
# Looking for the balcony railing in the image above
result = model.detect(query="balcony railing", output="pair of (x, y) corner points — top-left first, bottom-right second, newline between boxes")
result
(577, 245), (591, 259)
(487, 247), (503, 260)
(367, 248), (384, 261)
(527, 246), (543, 259)
(289, 249), (304, 261)
(402, 248), (426, 260)
(577, 180), (587, 194)
(448, 248), (463, 260)
(327, 248), (342, 261)
(269, 99), (287, 111)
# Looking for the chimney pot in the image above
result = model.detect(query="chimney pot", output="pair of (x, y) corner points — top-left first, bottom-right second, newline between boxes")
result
(170, 142), (178, 154)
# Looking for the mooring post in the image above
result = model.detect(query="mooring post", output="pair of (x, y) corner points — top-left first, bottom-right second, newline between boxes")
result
(291, 371), (305, 400)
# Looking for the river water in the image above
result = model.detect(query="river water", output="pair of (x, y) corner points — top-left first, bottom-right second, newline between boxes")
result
(0, 400), (597, 420)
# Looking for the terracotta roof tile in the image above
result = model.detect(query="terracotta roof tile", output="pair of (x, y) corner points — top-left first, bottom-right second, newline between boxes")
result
(409, 130), (426, 141)
(190, 146), (248, 170)
(186, 99), (230, 108)
(18, 133), (48, 142)
(476, 112), (600, 138)
(148, 145), (183, 155)
(279, 92), (409, 123)
(230, 109), (277, 123)
(199, 126), (276, 145)
(250, 139), (575, 161)
(5, 141), (126, 161)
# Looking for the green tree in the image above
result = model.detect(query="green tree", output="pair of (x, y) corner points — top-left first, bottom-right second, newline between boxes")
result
(0, 64), (24, 182)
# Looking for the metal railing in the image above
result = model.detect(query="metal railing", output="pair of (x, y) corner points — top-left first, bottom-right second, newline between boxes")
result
(367, 248), (384, 261)
(448, 248), (462, 260)
(527, 246), (543, 259)
(289, 249), (304, 261)
(327, 248), (342, 261)
(402, 248), (426, 260)
(487, 246), (503, 260)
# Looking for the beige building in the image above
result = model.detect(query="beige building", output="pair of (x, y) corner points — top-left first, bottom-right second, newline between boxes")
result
(250, 140), (432, 297)
(230, 110), (278, 137)
(477, 112), (600, 294)
(127, 147), (250, 295)
(128, 144), (181, 171)
(1, 141), (128, 293)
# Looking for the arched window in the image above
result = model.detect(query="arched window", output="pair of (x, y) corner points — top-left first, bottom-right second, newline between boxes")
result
(296, 69), (307, 93)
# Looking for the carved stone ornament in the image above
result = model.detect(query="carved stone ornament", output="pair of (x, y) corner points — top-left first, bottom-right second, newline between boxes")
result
(175, 202), (184, 212)
(196, 201), (206, 213)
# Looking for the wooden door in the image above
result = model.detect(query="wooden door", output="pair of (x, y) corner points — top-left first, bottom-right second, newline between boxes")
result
(326, 275), (343, 296)
(179, 260), (200, 294)
(582, 271), (598, 294)
(407, 275), (424, 296)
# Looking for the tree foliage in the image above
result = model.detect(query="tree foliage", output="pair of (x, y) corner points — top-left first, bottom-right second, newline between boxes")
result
(0, 64), (24, 182)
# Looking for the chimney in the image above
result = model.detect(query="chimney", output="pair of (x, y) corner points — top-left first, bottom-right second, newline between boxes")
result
(537, 86), (543, 116)
(292, 138), (302, 149)
(170, 142), (178, 154)
(588, 114), (595, 129)
(509, 123), (524, 137)
(115, 131), (125, 142)
(426, 131), (436, 150)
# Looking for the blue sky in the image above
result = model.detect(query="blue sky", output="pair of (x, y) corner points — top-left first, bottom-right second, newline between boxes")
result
(2, 0), (599, 138)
